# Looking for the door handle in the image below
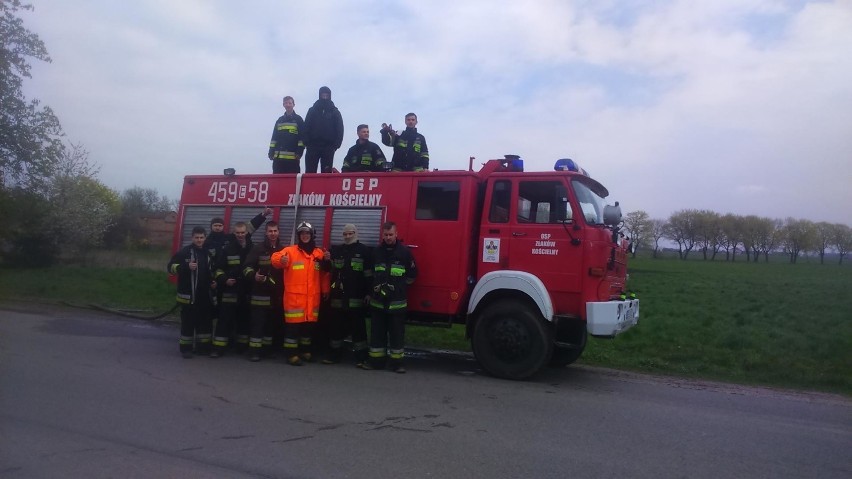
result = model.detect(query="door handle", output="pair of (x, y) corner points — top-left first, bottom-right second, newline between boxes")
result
(512, 232), (526, 237)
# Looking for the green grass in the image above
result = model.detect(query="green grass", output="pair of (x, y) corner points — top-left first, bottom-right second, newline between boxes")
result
(581, 257), (852, 395)
(1, 253), (850, 395)
(406, 323), (469, 351)
(0, 265), (175, 312)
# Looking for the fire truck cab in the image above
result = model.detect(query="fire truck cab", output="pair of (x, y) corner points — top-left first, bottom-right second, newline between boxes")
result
(172, 157), (639, 379)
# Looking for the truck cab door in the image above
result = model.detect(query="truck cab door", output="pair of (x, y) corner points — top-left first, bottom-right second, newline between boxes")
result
(479, 178), (583, 312)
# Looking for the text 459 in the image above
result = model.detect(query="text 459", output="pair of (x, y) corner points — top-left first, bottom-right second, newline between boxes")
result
(207, 181), (269, 203)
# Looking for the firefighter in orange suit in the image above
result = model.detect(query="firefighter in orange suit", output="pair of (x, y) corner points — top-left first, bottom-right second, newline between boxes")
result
(271, 221), (330, 365)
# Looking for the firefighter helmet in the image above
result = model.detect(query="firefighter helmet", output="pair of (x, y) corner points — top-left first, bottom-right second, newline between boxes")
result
(296, 221), (315, 239)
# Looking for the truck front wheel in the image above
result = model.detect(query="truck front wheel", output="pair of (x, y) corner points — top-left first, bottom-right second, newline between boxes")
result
(549, 334), (587, 368)
(549, 321), (587, 368)
(472, 300), (554, 380)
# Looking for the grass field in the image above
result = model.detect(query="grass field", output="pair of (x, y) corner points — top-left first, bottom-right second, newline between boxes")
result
(1, 252), (850, 395)
(582, 257), (852, 395)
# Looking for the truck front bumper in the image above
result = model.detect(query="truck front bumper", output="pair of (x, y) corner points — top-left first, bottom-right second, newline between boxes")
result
(586, 299), (639, 338)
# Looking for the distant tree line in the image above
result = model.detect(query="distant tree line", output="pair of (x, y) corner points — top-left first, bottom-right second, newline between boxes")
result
(0, 2), (175, 266)
(623, 210), (852, 265)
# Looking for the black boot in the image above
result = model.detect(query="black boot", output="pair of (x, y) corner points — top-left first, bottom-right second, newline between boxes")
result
(354, 349), (368, 368)
(389, 360), (406, 374)
(322, 347), (342, 364)
(248, 348), (262, 362)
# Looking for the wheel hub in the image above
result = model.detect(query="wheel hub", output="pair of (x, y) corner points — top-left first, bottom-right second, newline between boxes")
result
(489, 317), (531, 361)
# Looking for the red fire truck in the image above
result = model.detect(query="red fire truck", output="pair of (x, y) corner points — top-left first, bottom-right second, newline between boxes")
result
(172, 156), (639, 379)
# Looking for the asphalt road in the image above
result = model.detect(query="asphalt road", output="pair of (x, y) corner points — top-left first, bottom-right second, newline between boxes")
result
(1, 305), (850, 479)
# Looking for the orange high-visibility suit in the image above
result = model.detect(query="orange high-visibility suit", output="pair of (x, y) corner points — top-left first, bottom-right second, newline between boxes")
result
(271, 244), (330, 324)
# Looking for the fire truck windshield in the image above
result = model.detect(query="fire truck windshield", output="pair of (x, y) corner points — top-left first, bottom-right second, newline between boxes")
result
(572, 179), (608, 225)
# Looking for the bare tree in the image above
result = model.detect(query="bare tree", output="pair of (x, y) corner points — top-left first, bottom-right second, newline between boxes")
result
(665, 209), (700, 260)
(694, 210), (722, 260)
(649, 218), (666, 258)
(740, 215), (762, 262)
(623, 210), (651, 258)
(814, 222), (835, 265)
(831, 223), (852, 265)
(50, 141), (99, 180)
(120, 186), (173, 215)
(780, 218), (817, 264)
(756, 218), (782, 263)
(719, 213), (742, 261)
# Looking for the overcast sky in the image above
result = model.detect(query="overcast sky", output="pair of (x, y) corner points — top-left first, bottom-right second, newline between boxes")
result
(21, 0), (852, 225)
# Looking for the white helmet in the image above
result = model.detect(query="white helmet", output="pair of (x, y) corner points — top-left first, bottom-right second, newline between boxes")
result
(296, 221), (315, 239)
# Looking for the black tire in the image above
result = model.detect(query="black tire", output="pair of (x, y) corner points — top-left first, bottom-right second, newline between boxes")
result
(548, 318), (587, 368)
(472, 299), (554, 380)
(549, 332), (587, 368)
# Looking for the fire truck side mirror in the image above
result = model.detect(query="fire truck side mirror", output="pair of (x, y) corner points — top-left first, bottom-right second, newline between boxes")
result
(603, 202), (622, 226)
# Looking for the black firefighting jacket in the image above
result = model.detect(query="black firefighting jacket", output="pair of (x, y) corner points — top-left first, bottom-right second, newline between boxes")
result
(369, 241), (417, 311)
(167, 244), (215, 305)
(268, 112), (305, 162)
(329, 241), (373, 309)
(381, 127), (429, 172)
(242, 238), (284, 308)
(342, 140), (386, 172)
(212, 212), (267, 302)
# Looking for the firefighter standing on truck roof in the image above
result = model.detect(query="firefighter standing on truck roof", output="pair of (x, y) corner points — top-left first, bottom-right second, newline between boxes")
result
(380, 113), (429, 172)
(271, 222), (330, 365)
(323, 224), (373, 366)
(365, 221), (417, 373)
(243, 221), (285, 362)
(341, 124), (386, 172)
(210, 210), (269, 357)
(268, 95), (305, 174)
(302, 86), (344, 174)
(167, 226), (217, 358)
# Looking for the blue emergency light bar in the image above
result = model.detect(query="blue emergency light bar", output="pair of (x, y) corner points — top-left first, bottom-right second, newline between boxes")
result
(554, 158), (589, 176)
(503, 154), (524, 172)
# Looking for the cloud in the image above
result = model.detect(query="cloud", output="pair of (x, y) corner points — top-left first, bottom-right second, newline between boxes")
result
(18, 0), (852, 226)
(736, 184), (769, 195)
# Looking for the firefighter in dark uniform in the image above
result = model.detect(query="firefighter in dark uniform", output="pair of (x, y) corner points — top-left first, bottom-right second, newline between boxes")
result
(167, 226), (217, 358)
(341, 124), (386, 172)
(302, 86), (344, 173)
(204, 217), (228, 253)
(380, 112), (429, 172)
(202, 217), (227, 350)
(268, 95), (305, 174)
(365, 221), (417, 373)
(242, 221), (284, 362)
(323, 224), (373, 365)
(209, 210), (269, 356)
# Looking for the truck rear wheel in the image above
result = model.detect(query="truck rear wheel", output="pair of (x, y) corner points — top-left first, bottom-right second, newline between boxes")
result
(472, 300), (553, 380)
